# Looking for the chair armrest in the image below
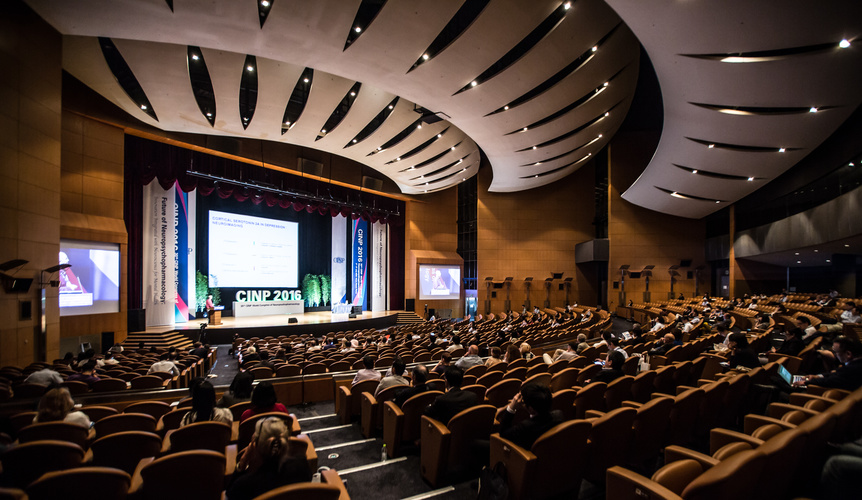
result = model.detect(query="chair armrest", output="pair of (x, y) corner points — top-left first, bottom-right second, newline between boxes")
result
(321, 469), (351, 500)
(663, 445), (719, 470)
(420, 416), (451, 487)
(83, 448), (94, 465)
(337, 386), (352, 424)
(382, 401), (404, 459)
(585, 410), (605, 419)
(709, 428), (763, 455)
(288, 414), (302, 435)
(360, 392), (378, 438)
(128, 456), (155, 499)
(606, 466), (684, 500)
(767, 403), (819, 420)
(296, 434), (318, 472)
(231, 421), (239, 442)
(743, 414), (796, 435)
(676, 385), (696, 395)
(788, 393), (836, 407)
(160, 429), (174, 455)
(805, 385), (829, 396)
(621, 400), (643, 409)
(489, 433), (536, 500)
(224, 444), (237, 482)
(696, 379), (714, 387)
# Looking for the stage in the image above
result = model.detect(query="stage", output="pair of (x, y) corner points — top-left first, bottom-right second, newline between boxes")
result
(139, 310), (404, 344)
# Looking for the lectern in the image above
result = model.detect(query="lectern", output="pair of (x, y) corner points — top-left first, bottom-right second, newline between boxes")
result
(208, 306), (224, 325)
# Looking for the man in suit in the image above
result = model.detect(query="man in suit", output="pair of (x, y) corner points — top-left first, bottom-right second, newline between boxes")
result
(424, 366), (477, 424)
(393, 364), (429, 408)
(498, 383), (562, 451)
(796, 336), (862, 391)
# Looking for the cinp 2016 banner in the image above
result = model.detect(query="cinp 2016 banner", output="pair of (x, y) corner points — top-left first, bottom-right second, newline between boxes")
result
(351, 218), (367, 310)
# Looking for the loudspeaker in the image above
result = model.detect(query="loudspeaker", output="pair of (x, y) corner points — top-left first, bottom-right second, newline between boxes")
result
(680, 259), (692, 267)
(128, 309), (146, 333)
(101, 331), (114, 351)
(629, 272), (642, 279)
(687, 271), (694, 279)
(405, 298), (415, 311)
(348, 313), (357, 318)
(288, 317), (298, 324)
(20, 300), (31, 320)
(351, 306), (362, 315)
(428, 308), (436, 318)
(491, 291), (497, 298)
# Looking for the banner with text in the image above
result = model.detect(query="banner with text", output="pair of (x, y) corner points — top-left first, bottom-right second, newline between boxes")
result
(351, 218), (368, 310)
(371, 221), (387, 311)
(174, 184), (190, 323)
(143, 181), (177, 327)
(331, 214), (347, 307)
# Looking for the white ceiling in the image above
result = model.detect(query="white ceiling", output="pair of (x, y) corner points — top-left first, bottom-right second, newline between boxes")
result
(24, 0), (862, 218)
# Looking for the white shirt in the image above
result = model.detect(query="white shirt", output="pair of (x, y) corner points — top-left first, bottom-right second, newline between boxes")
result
(148, 360), (179, 376)
(840, 311), (861, 324)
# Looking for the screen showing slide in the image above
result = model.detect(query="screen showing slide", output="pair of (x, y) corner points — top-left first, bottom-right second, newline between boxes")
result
(418, 265), (461, 300)
(208, 211), (299, 288)
(59, 240), (121, 316)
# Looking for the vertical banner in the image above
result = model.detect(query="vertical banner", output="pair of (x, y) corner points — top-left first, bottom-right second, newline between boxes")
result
(174, 183), (189, 323)
(351, 218), (368, 310)
(371, 221), (387, 311)
(142, 181), (177, 327)
(331, 214), (347, 306)
(186, 192), (196, 320)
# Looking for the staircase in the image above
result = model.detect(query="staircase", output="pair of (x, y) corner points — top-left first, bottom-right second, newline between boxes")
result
(395, 311), (426, 325)
(122, 330), (195, 350)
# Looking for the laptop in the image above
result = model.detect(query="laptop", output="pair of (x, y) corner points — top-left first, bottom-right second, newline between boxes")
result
(778, 364), (807, 386)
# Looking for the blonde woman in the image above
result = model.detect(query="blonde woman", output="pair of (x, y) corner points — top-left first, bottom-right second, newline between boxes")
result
(520, 342), (534, 361)
(228, 416), (312, 500)
(34, 387), (91, 428)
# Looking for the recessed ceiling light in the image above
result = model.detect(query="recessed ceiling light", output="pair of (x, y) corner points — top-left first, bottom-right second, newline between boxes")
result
(814, 249), (819, 252)
(532, 146), (537, 150)
(352, 139), (357, 143)
(797, 261), (802, 264)
(451, 146), (456, 151)
(417, 124), (422, 129)
(591, 46), (598, 52)
(827, 259), (832, 263)
(523, 127), (528, 132)
(206, 113), (212, 117)
(692, 169), (698, 174)
(140, 104), (147, 110)
(285, 121), (290, 125)
(388, 105), (393, 109)
(350, 91), (356, 96)
(321, 129), (326, 133)
(377, 147), (382, 151)
(470, 81), (478, 87)
(809, 107), (818, 113)
(604, 112), (609, 117)
(839, 39), (851, 48)
(247, 65), (254, 72)
(778, 148), (786, 153)
(303, 78), (309, 83)
(397, 157), (401, 161)
(845, 244), (850, 248)
(437, 134), (442, 138)
(564, 2), (571, 10)
(261, 0), (270, 6)
(422, 54), (429, 61)
(708, 144), (715, 149)
(603, 82), (609, 87)
(354, 27), (362, 33)
(191, 54), (199, 60)
(715, 200), (721, 204)
(795, 252), (800, 255)
(534, 162), (541, 166)
(748, 177), (755, 181)
(463, 178), (466, 181)
(850, 162), (855, 167)
(598, 134), (603, 138)
(503, 106), (509, 111)
(535, 175), (539, 178)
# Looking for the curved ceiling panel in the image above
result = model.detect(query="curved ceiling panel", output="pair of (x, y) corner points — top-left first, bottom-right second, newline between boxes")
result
(29, 0), (638, 196)
(605, 0), (862, 218)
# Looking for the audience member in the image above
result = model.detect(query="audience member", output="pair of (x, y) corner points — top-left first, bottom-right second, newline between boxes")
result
(432, 352), (452, 375)
(66, 361), (100, 386)
(241, 382), (289, 422)
(498, 383), (562, 450)
(503, 345), (521, 363)
(394, 365), (429, 408)
(726, 332), (761, 369)
(352, 355), (382, 385)
(542, 342), (578, 364)
(374, 358), (409, 397)
(33, 387), (91, 428)
(424, 367), (477, 425)
(589, 350), (626, 384)
(148, 352), (180, 377)
(454, 345), (483, 370)
(24, 367), (63, 387)
(794, 336), (862, 391)
(218, 371), (255, 408)
(485, 346), (503, 367)
(181, 380), (232, 426)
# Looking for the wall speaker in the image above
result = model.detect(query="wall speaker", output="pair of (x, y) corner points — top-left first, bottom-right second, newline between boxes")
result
(680, 259), (693, 267)
(405, 298), (415, 311)
(288, 317), (298, 324)
(298, 157), (324, 177)
(128, 309), (146, 333)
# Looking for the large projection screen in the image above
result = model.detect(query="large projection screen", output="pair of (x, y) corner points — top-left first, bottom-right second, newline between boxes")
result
(208, 211), (299, 288)
(59, 240), (121, 316)
(418, 265), (461, 300)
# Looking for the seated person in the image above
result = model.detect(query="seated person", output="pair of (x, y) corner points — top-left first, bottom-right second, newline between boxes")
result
(424, 367), (477, 425)
(520, 342), (534, 361)
(394, 364), (429, 407)
(24, 367), (64, 387)
(33, 387), (91, 428)
(575, 333), (590, 354)
(620, 326), (647, 346)
(181, 380), (233, 426)
(485, 347), (503, 367)
(587, 350), (626, 384)
(65, 361), (100, 386)
(375, 358), (410, 397)
(648, 334), (677, 356)
(218, 371), (254, 408)
(726, 332), (761, 370)
(254, 351), (276, 370)
(794, 336), (862, 391)
(502, 345), (521, 364)
(454, 345), (483, 370)
(542, 341), (579, 364)
(432, 352), (452, 375)
(498, 383), (562, 450)
(148, 352), (180, 377)
(240, 382), (289, 422)
(445, 335), (464, 353)
(352, 355), (382, 385)
(227, 416), (311, 500)
(796, 316), (819, 343)
(600, 331), (628, 360)
(773, 327), (806, 357)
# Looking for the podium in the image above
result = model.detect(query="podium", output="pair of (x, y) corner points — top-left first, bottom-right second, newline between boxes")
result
(208, 306), (224, 325)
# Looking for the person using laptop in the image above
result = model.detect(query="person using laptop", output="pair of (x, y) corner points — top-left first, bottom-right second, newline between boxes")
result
(794, 336), (862, 391)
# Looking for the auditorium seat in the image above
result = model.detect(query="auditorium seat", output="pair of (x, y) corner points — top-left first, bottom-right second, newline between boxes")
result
(653, 365), (677, 395)
(275, 364), (301, 377)
(303, 363), (328, 375)
(85, 430), (162, 475)
(575, 364), (601, 385)
(464, 364), (486, 379)
(17, 421), (90, 448)
(12, 383), (47, 399)
(625, 395), (674, 469)
(156, 409), (187, 436)
(238, 412), (300, 449)
(489, 419), (591, 500)
(249, 482), (341, 500)
(583, 406), (636, 485)
(547, 358), (569, 374)
(249, 366), (274, 379)
(8, 412), (36, 436)
(162, 420), (233, 455)
(130, 375), (167, 390)
(521, 372), (550, 389)
(503, 366), (527, 381)
(130, 450), (226, 500)
(461, 384), (487, 401)
(549, 367), (579, 393)
(382, 391), (441, 458)
(328, 361), (350, 372)
(475, 370), (504, 388)
(420, 405), (496, 487)
(26, 466), (131, 500)
(123, 401), (172, 421)
(486, 361), (507, 373)
(573, 382), (607, 419)
(60, 380), (90, 395)
(0, 440), (84, 489)
(484, 379), (520, 408)
(525, 363), (548, 378)
(95, 413), (157, 437)
(604, 375), (634, 411)
(360, 384), (409, 438)
(630, 370), (656, 403)
(507, 358), (526, 369)
(336, 379), (378, 424)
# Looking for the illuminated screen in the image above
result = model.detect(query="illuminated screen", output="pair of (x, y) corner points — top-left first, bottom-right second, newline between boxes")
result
(59, 240), (121, 316)
(208, 210), (299, 288)
(418, 265), (461, 300)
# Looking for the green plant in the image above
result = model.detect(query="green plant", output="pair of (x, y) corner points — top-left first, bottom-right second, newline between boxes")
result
(195, 271), (208, 312)
(319, 274), (331, 306)
(302, 274), (322, 307)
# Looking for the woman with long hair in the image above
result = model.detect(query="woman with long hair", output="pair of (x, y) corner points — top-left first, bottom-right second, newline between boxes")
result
(34, 387), (91, 428)
(218, 371), (254, 408)
(503, 344), (521, 363)
(180, 380), (232, 426)
(240, 382), (288, 422)
(227, 416), (311, 500)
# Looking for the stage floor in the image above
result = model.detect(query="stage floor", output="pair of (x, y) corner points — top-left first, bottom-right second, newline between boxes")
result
(143, 310), (404, 335)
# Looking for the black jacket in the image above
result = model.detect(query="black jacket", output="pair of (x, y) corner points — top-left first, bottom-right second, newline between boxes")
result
(424, 388), (478, 425)
(498, 409), (563, 451)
